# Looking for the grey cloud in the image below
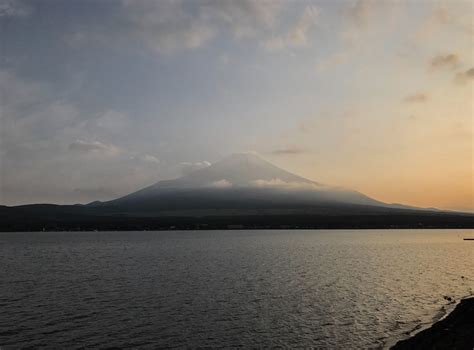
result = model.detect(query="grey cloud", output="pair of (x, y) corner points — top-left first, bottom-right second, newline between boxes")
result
(271, 147), (305, 155)
(0, 70), (165, 205)
(403, 93), (428, 104)
(68, 141), (161, 165)
(122, 0), (215, 53)
(70, 0), (284, 54)
(0, 70), (81, 153)
(416, 7), (473, 41)
(198, 0), (283, 39)
(317, 0), (396, 72)
(430, 53), (460, 70)
(0, 72), (130, 155)
(0, 70), (43, 116)
(0, 0), (31, 17)
(347, 0), (393, 29)
(73, 186), (119, 199)
(264, 5), (319, 51)
(350, 0), (375, 28)
(3, 140), (162, 204)
(454, 67), (474, 84)
(94, 110), (130, 133)
(346, 0), (402, 29)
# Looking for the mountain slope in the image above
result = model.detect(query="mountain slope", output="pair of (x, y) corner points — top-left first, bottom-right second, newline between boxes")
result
(103, 153), (385, 210)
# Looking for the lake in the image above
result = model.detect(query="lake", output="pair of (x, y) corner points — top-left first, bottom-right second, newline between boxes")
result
(1, 229), (473, 348)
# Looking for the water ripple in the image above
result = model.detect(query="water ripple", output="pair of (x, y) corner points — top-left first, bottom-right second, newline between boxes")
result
(1, 229), (473, 349)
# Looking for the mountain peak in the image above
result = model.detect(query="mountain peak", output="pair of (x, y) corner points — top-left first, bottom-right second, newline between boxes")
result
(225, 152), (263, 160)
(179, 152), (317, 187)
(213, 152), (274, 168)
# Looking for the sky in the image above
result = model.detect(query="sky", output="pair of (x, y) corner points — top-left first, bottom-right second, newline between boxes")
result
(0, 0), (472, 211)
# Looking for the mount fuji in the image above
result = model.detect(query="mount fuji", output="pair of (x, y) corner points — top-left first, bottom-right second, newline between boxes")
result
(102, 152), (385, 211)
(1, 153), (472, 231)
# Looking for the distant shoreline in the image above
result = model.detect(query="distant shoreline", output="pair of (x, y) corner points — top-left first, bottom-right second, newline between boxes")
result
(1, 227), (474, 233)
(391, 297), (474, 349)
(1, 210), (473, 232)
(2, 195), (473, 232)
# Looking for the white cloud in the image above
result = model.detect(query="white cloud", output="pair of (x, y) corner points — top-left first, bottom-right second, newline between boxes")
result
(68, 140), (121, 157)
(180, 160), (211, 175)
(133, 153), (160, 164)
(207, 179), (233, 188)
(251, 178), (321, 190)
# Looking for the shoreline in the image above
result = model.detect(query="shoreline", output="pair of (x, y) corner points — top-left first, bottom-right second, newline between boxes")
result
(390, 297), (474, 349)
(1, 227), (474, 233)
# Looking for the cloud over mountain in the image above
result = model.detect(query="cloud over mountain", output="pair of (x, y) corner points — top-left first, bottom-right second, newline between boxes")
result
(271, 147), (306, 155)
(180, 161), (212, 176)
(69, 140), (121, 156)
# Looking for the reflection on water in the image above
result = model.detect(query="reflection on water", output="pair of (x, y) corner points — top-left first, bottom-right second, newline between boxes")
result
(1, 229), (473, 348)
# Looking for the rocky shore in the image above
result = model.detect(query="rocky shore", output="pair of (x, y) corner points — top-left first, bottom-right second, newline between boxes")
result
(391, 297), (474, 349)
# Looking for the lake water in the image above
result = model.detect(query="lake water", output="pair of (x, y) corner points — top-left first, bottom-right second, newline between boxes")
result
(1, 229), (473, 348)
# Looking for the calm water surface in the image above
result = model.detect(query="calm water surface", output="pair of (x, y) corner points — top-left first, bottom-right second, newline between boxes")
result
(1, 229), (473, 348)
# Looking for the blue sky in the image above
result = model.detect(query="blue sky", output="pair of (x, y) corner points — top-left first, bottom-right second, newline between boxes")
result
(0, 0), (472, 210)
